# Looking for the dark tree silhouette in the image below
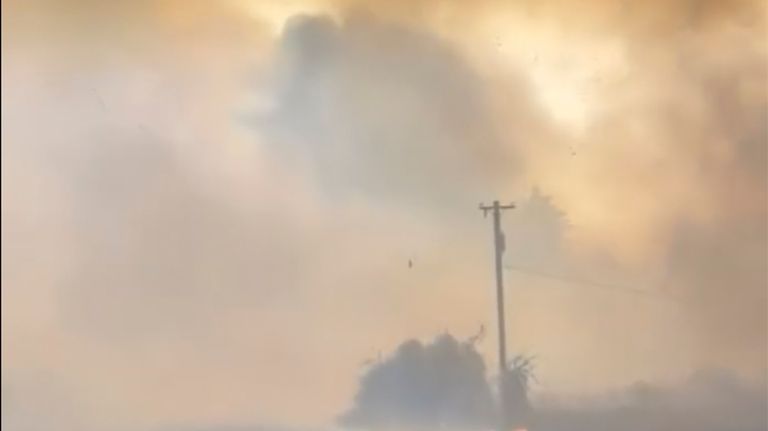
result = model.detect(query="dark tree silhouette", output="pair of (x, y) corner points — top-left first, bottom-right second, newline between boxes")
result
(505, 187), (569, 272)
(339, 334), (495, 430)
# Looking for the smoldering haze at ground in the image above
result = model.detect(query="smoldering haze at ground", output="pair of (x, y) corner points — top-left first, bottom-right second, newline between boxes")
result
(534, 369), (767, 431)
(155, 335), (767, 431)
(2, 0), (767, 430)
(338, 334), (767, 431)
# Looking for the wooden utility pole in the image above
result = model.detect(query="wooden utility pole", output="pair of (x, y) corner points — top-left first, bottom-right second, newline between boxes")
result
(480, 200), (515, 431)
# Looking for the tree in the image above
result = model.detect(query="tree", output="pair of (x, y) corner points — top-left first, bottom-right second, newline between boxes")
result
(339, 334), (495, 430)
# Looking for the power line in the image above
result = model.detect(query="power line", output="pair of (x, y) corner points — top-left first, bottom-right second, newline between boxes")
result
(503, 263), (682, 302)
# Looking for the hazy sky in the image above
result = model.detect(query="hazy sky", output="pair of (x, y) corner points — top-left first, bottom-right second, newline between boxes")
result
(2, 1), (766, 430)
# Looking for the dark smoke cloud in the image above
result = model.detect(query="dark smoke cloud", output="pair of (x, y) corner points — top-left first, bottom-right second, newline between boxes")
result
(256, 12), (521, 212)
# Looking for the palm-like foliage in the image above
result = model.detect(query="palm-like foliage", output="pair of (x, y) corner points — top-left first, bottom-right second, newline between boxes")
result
(507, 355), (537, 392)
(501, 354), (536, 429)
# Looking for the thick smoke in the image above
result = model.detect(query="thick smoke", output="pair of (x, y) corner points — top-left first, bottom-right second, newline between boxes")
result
(2, 0), (766, 430)
(254, 1), (767, 378)
(60, 132), (313, 340)
(584, 11), (768, 374)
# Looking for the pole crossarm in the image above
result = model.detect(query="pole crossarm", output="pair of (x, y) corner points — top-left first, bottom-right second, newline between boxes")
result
(479, 202), (515, 217)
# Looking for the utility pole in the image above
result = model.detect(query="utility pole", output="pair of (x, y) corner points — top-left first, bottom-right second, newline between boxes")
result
(480, 200), (515, 431)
